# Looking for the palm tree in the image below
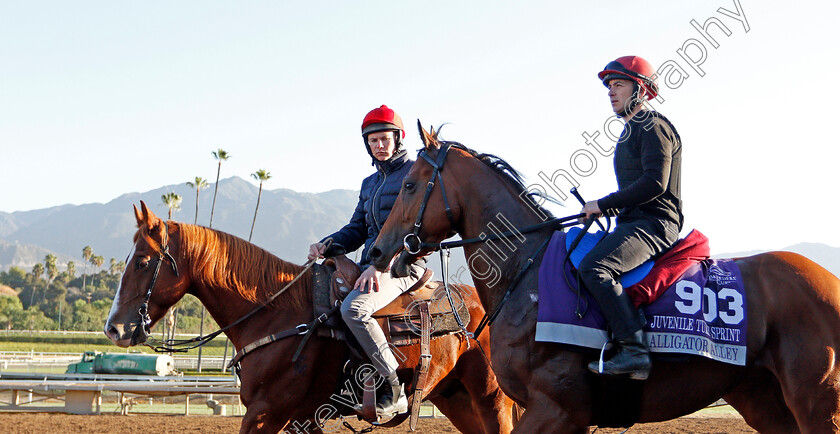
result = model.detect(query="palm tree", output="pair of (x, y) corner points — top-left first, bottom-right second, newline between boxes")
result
(199, 158), (225, 371)
(112, 259), (125, 290)
(44, 254), (58, 286)
(186, 176), (209, 225)
(66, 261), (76, 279)
(29, 263), (44, 307)
(209, 149), (230, 228)
(30, 263), (44, 281)
(43, 254), (58, 303)
(108, 257), (117, 291)
(90, 255), (104, 290)
(161, 192), (182, 220)
(82, 246), (92, 294)
(249, 169), (272, 242)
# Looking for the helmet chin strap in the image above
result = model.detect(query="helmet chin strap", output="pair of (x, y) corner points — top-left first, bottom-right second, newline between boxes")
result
(617, 83), (644, 118)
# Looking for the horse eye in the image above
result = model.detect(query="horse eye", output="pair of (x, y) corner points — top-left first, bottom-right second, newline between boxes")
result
(135, 257), (150, 269)
(404, 182), (415, 191)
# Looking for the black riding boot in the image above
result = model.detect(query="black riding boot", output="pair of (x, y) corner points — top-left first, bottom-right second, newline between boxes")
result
(588, 329), (651, 380)
(584, 287), (651, 380)
(376, 376), (408, 416)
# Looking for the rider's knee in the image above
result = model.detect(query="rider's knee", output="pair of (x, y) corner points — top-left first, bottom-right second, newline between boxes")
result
(578, 256), (609, 283)
(340, 298), (372, 322)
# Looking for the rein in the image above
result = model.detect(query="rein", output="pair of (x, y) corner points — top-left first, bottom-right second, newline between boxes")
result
(417, 214), (583, 252)
(140, 227), (324, 354)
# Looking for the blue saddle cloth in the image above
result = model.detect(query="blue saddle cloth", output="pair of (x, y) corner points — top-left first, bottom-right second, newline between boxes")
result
(564, 227), (655, 288)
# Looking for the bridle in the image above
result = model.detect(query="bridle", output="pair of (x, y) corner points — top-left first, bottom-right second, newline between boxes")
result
(137, 220), (179, 337)
(402, 142), (457, 255)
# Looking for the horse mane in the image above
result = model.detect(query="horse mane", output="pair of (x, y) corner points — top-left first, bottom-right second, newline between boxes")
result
(146, 222), (312, 311)
(424, 127), (554, 218)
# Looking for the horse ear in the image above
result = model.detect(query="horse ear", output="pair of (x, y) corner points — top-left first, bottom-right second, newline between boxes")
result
(137, 201), (161, 229)
(417, 120), (440, 150)
(133, 204), (144, 226)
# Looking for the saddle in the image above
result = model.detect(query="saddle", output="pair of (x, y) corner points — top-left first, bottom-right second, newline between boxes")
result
(310, 254), (470, 426)
(563, 228), (710, 306)
(312, 255), (469, 344)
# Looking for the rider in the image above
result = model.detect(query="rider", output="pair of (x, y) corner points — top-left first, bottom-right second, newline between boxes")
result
(308, 105), (426, 415)
(579, 56), (683, 380)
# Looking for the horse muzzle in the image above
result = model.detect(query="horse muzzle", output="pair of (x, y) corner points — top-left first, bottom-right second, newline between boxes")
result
(104, 320), (149, 347)
(370, 239), (419, 278)
(390, 250), (416, 278)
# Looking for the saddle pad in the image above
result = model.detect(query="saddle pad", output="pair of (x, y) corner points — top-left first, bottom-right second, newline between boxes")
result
(536, 231), (748, 366)
(565, 227), (654, 288)
(626, 229), (711, 306)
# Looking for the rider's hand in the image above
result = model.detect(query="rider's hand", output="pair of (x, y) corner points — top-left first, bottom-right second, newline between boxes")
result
(308, 242), (327, 261)
(580, 200), (602, 222)
(354, 266), (382, 293)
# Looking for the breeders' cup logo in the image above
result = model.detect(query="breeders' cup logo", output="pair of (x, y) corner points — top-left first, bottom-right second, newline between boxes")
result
(709, 265), (737, 285)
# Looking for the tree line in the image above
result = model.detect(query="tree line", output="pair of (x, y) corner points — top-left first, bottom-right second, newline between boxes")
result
(0, 250), (124, 332)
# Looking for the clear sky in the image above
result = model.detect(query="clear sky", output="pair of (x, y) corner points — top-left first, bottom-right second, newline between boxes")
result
(1, 1), (837, 254)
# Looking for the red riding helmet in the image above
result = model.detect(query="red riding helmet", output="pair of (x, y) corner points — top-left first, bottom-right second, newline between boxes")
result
(598, 56), (659, 100)
(361, 105), (405, 139)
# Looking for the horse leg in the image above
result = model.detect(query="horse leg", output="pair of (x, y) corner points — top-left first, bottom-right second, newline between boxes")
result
(239, 399), (323, 434)
(430, 383), (488, 434)
(511, 390), (588, 434)
(453, 350), (517, 433)
(724, 367), (799, 433)
(512, 402), (525, 426)
(240, 404), (290, 434)
(770, 344), (840, 433)
(506, 347), (593, 434)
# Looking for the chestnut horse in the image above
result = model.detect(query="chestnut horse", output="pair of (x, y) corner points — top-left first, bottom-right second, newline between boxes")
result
(104, 202), (515, 433)
(369, 125), (840, 433)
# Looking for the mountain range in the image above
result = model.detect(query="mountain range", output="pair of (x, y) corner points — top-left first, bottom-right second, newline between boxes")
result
(1, 178), (838, 283)
(0, 176), (359, 271)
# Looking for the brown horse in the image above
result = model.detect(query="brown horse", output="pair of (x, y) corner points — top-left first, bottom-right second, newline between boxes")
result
(369, 125), (840, 433)
(104, 202), (516, 433)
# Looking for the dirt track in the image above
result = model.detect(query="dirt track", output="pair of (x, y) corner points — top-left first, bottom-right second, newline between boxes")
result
(0, 412), (755, 433)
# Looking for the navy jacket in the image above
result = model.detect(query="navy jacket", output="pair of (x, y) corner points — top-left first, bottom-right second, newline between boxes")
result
(323, 150), (418, 267)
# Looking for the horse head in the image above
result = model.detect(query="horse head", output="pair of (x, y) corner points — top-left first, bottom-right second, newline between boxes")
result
(104, 201), (190, 347)
(370, 121), (464, 277)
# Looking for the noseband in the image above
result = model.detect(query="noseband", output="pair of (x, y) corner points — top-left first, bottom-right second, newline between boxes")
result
(138, 221), (179, 335)
(403, 142), (457, 255)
